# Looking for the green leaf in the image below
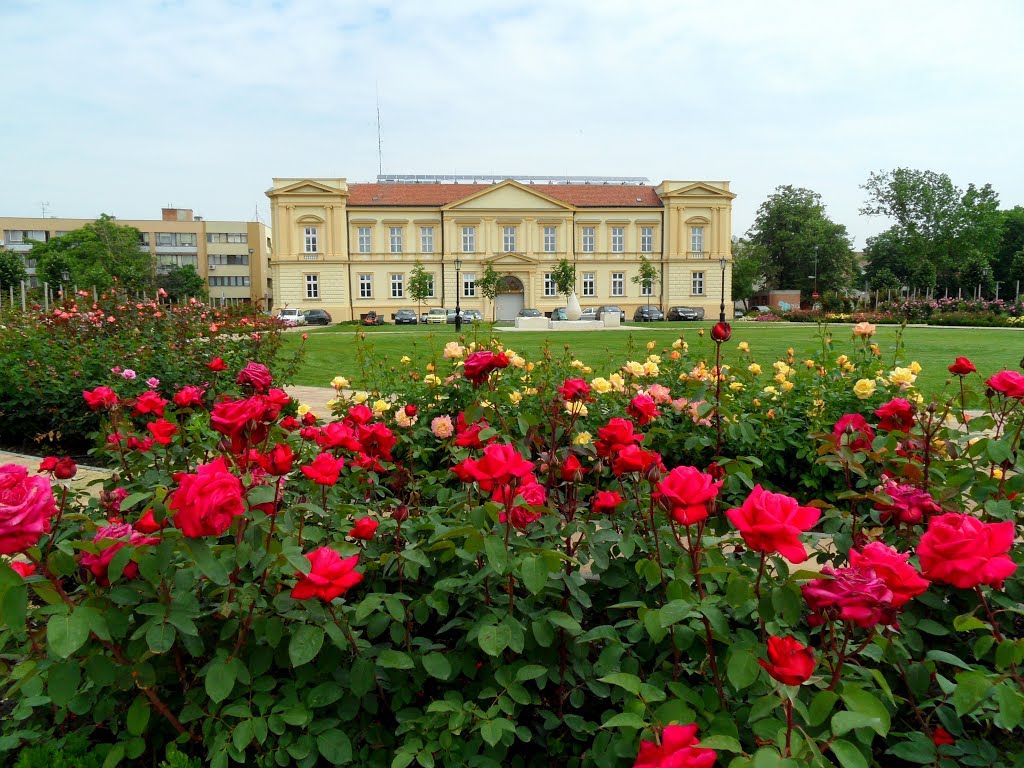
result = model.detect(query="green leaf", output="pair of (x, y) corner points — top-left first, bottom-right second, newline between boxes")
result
(233, 719), (254, 752)
(308, 682), (345, 708)
(658, 599), (693, 628)
(953, 613), (990, 633)
(478, 623), (512, 656)
(840, 688), (890, 736)
(484, 536), (509, 574)
(119, 491), (150, 511)
(925, 650), (973, 670)
(698, 735), (742, 752)
(996, 681), (1024, 730)
(146, 621), (175, 653)
(829, 739), (868, 768)
(317, 729), (353, 764)
(727, 650), (761, 690)
(186, 539), (229, 586)
(0, 563), (27, 633)
(808, 691), (839, 726)
(289, 625), (325, 667)
(102, 743), (125, 768)
(127, 695), (150, 736)
(520, 554), (548, 595)
(47, 660), (81, 708)
(598, 673), (643, 696)
(547, 611), (582, 635)
(831, 711), (883, 737)
(206, 662), (237, 704)
(952, 670), (993, 716)
(422, 652), (452, 680)
(886, 736), (937, 764)
(47, 608), (92, 658)
(378, 649), (415, 669)
(601, 712), (647, 729)
(516, 664), (546, 682)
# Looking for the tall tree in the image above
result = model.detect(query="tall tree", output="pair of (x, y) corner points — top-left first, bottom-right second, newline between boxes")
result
(552, 259), (576, 300)
(729, 237), (767, 309)
(0, 250), (28, 293)
(746, 186), (855, 299)
(630, 255), (659, 309)
(860, 169), (1001, 294)
(993, 207), (1024, 292)
(477, 262), (501, 321)
(407, 260), (433, 317)
(30, 214), (154, 293)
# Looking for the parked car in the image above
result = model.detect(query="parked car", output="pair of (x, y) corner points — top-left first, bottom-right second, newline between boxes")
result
(580, 307), (598, 321)
(462, 309), (483, 323)
(517, 308), (542, 318)
(362, 311), (385, 326)
(394, 309), (418, 325)
(596, 305), (626, 322)
(277, 308), (306, 326)
(753, 305), (772, 313)
(734, 308), (746, 319)
(633, 306), (665, 322)
(551, 307), (568, 321)
(302, 309), (332, 326)
(425, 308), (448, 324)
(667, 306), (705, 321)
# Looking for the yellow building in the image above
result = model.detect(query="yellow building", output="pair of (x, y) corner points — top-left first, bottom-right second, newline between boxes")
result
(266, 175), (735, 321)
(0, 209), (273, 306)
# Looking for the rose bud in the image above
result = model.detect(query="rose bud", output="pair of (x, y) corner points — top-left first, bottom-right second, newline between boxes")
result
(711, 321), (732, 342)
(392, 505), (409, 523)
(404, 404), (418, 418)
(54, 457), (78, 480)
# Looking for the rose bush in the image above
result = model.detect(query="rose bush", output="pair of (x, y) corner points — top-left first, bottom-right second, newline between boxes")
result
(0, 333), (1022, 767)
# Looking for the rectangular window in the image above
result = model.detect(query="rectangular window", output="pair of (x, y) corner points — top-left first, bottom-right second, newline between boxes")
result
(611, 227), (624, 253)
(420, 226), (434, 253)
(207, 254), (250, 266)
(582, 272), (595, 297)
(690, 226), (705, 254)
(305, 274), (319, 299)
(359, 273), (372, 298)
(463, 272), (476, 297)
(611, 271), (624, 296)
(156, 232), (174, 246)
(543, 226), (557, 253)
(138, 233), (150, 246)
(390, 273), (404, 298)
(544, 272), (556, 297)
(357, 227), (371, 254)
(581, 226), (595, 253)
(641, 279), (653, 297)
(304, 227), (318, 253)
(641, 226), (654, 253)
(426, 273), (435, 298)
(692, 271), (705, 295)
(207, 233), (248, 244)
(389, 227), (403, 254)
(462, 226), (475, 253)
(503, 225), (516, 253)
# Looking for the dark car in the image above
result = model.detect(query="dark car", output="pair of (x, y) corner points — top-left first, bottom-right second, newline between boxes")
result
(394, 309), (418, 325)
(518, 308), (542, 318)
(362, 311), (385, 326)
(302, 309), (332, 326)
(446, 310), (467, 324)
(596, 305), (626, 322)
(667, 306), (705, 321)
(633, 306), (665, 322)
(550, 307), (568, 321)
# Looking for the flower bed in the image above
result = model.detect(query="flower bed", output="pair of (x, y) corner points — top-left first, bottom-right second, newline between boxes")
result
(0, 327), (1022, 767)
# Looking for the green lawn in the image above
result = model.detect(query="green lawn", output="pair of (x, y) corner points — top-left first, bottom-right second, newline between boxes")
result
(283, 321), (1024, 397)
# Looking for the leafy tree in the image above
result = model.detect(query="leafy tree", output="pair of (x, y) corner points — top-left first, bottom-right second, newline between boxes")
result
(477, 262), (501, 321)
(0, 250), (28, 293)
(746, 185), (855, 299)
(630, 255), (660, 308)
(729, 238), (766, 309)
(860, 169), (1001, 294)
(407, 260), (433, 317)
(158, 265), (207, 302)
(551, 259), (576, 300)
(30, 214), (154, 294)
(994, 207), (1024, 290)
(869, 267), (902, 293)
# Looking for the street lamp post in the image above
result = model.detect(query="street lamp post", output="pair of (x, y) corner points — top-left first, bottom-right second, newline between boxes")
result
(718, 257), (727, 323)
(453, 257), (463, 333)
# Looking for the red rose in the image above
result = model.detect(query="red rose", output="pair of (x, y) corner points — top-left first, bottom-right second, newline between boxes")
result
(147, 419), (178, 445)
(463, 350), (509, 386)
(211, 396), (273, 453)
(48, 457), (77, 480)
(634, 724), (716, 768)
(833, 413), (875, 453)
(236, 362), (273, 392)
(80, 522), (159, 585)
(301, 411), (318, 426)
(802, 566), (896, 627)
(301, 453), (346, 485)
(514, 481), (547, 507)
(455, 412), (492, 448)
(612, 445), (662, 476)
(560, 454), (586, 482)
(710, 321), (732, 342)
(404, 404), (418, 418)
(358, 422), (397, 460)
(917, 512), (1016, 589)
(38, 457), (58, 472)
(173, 386), (206, 408)
(167, 457), (246, 537)
(948, 357), (976, 376)
(558, 378), (592, 402)
(133, 391), (168, 417)
(100, 487), (128, 514)
(726, 484), (820, 563)
(83, 386), (119, 410)
(318, 422), (361, 451)
(0, 464), (56, 555)
(344, 404), (374, 426)
(9, 561), (36, 578)
(591, 490), (624, 515)
(759, 635), (816, 685)
(349, 517), (379, 540)
(264, 388), (291, 418)
(291, 548), (363, 601)
(281, 415), (300, 431)
(134, 508), (167, 534)
(627, 394), (660, 426)
(655, 465), (721, 525)
(874, 398), (914, 432)
(258, 443), (294, 476)
(595, 417), (644, 458)
(932, 727), (956, 747)
(206, 357), (228, 371)
(987, 370), (1024, 398)
(849, 542), (929, 607)
(454, 443), (535, 492)
(873, 481), (941, 525)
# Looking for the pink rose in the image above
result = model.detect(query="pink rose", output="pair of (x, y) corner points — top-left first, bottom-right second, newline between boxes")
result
(0, 464), (56, 555)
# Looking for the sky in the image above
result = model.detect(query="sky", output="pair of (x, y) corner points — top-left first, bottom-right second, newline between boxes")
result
(2, 0), (1022, 247)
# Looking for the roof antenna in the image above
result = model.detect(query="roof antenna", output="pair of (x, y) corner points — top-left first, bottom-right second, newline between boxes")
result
(376, 82), (383, 177)
(41, 201), (51, 217)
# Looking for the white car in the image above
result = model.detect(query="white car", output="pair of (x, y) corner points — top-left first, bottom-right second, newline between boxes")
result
(278, 308), (306, 325)
(425, 308), (449, 324)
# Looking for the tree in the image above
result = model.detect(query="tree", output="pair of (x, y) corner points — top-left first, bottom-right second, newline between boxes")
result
(994, 207), (1024, 290)
(408, 260), (433, 317)
(0, 250), (28, 293)
(630, 255), (659, 309)
(551, 259), (576, 300)
(746, 186), (855, 299)
(30, 214), (154, 294)
(860, 169), (1002, 294)
(477, 262), (501, 321)
(729, 238), (766, 309)
(158, 265), (207, 302)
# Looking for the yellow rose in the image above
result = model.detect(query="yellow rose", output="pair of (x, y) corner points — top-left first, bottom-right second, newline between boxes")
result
(773, 373), (787, 385)
(729, 382), (744, 391)
(672, 338), (684, 349)
(583, 366), (592, 374)
(836, 355), (849, 366)
(571, 359), (585, 369)
(526, 362), (535, 372)
(889, 367), (917, 387)
(737, 341), (749, 352)
(574, 431), (592, 445)
(804, 360), (815, 369)
(297, 404), (312, 416)
(853, 378), (876, 399)
(647, 341), (656, 350)
(781, 381), (794, 391)
(423, 374), (442, 386)
(909, 361), (922, 374)
(400, 355), (411, 364)
(647, 355), (662, 364)
(566, 401), (588, 416)
(643, 362), (660, 376)
(509, 391), (523, 405)
(993, 467), (1005, 480)
(524, 387), (538, 396)
(511, 354), (526, 368)
(623, 360), (645, 377)
(748, 363), (762, 375)
(479, 400), (492, 409)
(609, 373), (626, 391)
(352, 391), (369, 404)
(590, 377), (612, 394)
(330, 376), (350, 390)
(373, 399), (391, 414)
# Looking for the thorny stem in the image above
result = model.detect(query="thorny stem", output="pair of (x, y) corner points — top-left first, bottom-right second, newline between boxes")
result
(714, 341), (724, 456)
(784, 698), (794, 757)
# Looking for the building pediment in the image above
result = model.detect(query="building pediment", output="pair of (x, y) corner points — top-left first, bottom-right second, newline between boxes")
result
(444, 180), (576, 212)
(267, 179), (349, 197)
(660, 182), (737, 200)
(485, 252), (540, 266)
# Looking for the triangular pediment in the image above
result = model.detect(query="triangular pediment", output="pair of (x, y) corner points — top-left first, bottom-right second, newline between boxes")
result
(662, 182), (736, 199)
(444, 180), (575, 211)
(485, 252), (539, 266)
(269, 179), (348, 196)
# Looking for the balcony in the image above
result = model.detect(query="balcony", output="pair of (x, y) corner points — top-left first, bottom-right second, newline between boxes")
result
(302, 253), (321, 261)
(687, 251), (708, 260)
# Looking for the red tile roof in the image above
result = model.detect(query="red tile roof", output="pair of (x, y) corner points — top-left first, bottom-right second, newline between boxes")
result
(347, 182), (662, 208)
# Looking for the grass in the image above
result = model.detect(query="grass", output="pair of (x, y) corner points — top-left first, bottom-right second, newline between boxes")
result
(282, 321), (1024, 398)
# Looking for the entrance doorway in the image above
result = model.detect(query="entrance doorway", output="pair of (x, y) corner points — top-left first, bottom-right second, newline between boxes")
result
(494, 275), (525, 321)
